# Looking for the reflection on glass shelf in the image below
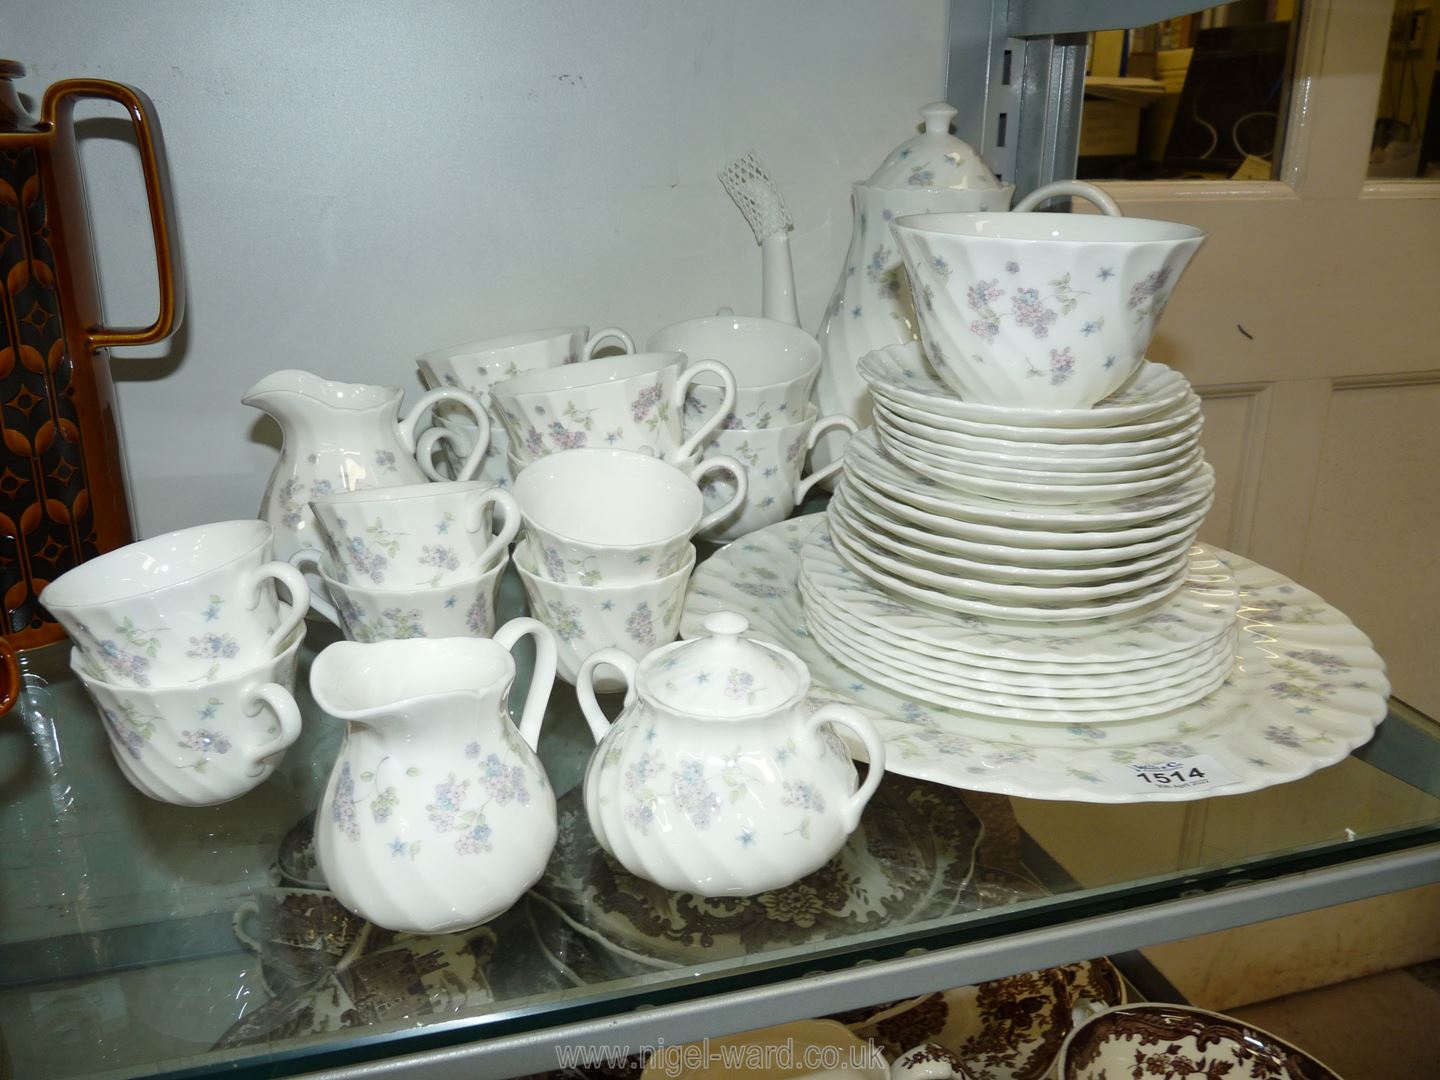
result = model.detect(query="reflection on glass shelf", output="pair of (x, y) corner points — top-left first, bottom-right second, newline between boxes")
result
(1, 621), (1438, 1078)
(1078, 1), (1299, 182)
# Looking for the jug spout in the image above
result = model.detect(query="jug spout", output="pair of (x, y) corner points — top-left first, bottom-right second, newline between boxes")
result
(310, 638), (516, 735)
(242, 369), (403, 419)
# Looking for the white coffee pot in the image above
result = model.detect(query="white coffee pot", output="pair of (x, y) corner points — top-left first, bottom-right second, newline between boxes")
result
(576, 611), (886, 897)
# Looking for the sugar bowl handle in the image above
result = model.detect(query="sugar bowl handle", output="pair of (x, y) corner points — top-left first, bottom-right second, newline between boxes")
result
(805, 703), (886, 832)
(576, 648), (639, 744)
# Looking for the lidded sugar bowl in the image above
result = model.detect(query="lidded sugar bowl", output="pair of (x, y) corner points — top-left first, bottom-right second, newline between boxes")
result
(576, 611), (887, 896)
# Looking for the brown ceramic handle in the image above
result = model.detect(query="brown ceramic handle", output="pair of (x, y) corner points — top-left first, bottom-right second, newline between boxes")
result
(0, 639), (18, 716)
(41, 79), (184, 349)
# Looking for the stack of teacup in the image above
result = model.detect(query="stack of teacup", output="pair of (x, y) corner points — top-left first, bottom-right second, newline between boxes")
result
(295, 480), (520, 642)
(647, 315), (859, 542)
(489, 345), (738, 474)
(510, 448), (746, 687)
(415, 324), (636, 487)
(42, 520), (312, 806)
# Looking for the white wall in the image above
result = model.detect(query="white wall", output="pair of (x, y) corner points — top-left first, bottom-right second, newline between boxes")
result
(6, 0), (949, 535)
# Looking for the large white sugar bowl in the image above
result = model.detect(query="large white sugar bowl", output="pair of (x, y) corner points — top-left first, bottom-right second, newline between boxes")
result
(890, 211), (1206, 409)
(576, 611), (886, 897)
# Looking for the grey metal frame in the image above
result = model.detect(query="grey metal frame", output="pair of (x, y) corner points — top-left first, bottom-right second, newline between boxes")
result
(945, 0), (1215, 198)
(303, 842), (1440, 1079)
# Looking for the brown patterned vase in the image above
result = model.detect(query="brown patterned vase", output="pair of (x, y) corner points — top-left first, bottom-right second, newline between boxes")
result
(0, 59), (182, 653)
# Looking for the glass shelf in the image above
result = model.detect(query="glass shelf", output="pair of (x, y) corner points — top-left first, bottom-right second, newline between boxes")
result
(3, 562), (1438, 1080)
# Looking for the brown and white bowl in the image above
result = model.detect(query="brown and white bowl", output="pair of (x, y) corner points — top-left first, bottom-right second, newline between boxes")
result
(1056, 1003), (1342, 1080)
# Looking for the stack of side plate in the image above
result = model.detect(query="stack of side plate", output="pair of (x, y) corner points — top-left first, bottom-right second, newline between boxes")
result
(835, 429), (1213, 620)
(826, 342), (1215, 623)
(798, 523), (1239, 721)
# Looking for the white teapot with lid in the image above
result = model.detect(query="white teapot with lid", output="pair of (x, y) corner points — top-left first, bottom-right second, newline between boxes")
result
(575, 611), (886, 897)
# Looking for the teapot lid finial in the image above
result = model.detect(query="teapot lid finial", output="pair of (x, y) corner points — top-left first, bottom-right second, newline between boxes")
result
(702, 611), (749, 638)
(641, 609), (807, 718)
(919, 101), (957, 135)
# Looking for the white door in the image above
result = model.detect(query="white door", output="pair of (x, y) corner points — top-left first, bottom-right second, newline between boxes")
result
(1092, 0), (1440, 718)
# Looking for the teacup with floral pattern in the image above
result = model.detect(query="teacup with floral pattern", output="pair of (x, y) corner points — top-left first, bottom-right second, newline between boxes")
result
(698, 406), (858, 542)
(42, 520), (311, 689)
(646, 315), (821, 433)
(514, 540), (694, 689)
(71, 627), (304, 807)
(490, 351), (737, 468)
(512, 448), (745, 587)
(310, 480), (518, 590)
(890, 212), (1206, 409)
(293, 548), (508, 643)
(418, 326), (635, 489)
(416, 325), (635, 399)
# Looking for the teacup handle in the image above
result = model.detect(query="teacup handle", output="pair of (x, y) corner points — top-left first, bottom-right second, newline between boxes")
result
(688, 454), (749, 537)
(243, 682), (303, 774)
(575, 648), (639, 744)
(581, 326), (635, 361)
(243, 562), (311, 655)
(671, 360), (737, 463)
(397, 387), (491, 482)
(467, 488), (521, 568)
(794, 414), (860, 503)
(1012, 179), (1122, 217)
(491, 617), (557, 752)
(805, 703), (886, 833)
(288, 548), (341, 626)
(415, 426), (456, 481)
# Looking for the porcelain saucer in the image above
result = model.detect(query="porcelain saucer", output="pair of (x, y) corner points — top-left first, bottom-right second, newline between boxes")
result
(872, 399), (1205, 463)
(799, 519), (1239, 665)
(877, 429), (1207, 505)
(826, 521), (1192, 621)
(800, 574), (1239, 693)
(876, 388), (1204, 445)
(846, 428), (1217, 529)
(829, 494), (1193, 596)
(804, 616), (1234, 722)
(859, 343), (1191, 427)
(840, 473), (1213, 561)
(831, 485), (1196, 585)
(876, 408), (1201, 478)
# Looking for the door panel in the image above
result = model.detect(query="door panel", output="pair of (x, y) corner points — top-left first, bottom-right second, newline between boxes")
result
(1301, 376), (1440, 716)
